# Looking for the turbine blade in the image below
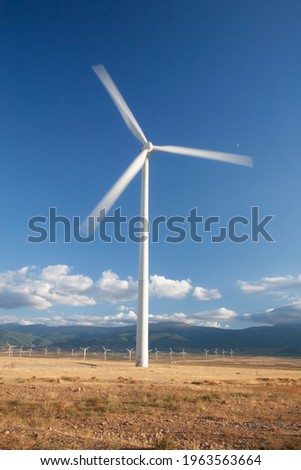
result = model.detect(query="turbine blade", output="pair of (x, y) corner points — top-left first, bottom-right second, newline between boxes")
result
(82, 149), (148, 235)
(92, 64), (148, 145)
(153, 145), (253, 168)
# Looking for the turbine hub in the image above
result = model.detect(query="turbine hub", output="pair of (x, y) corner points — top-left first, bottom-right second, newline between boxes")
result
(144, 141), (154, 153)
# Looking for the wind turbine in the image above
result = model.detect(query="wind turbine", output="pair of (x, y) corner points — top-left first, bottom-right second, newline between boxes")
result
(18, 345), (24, 358)
(169, 348), (175, 362)
(204, 349), (209, 359)
(102, 346), (111, 361)
(126, 347), (134, 361)
(222, 348), (226, 358)
(214, 348), (218, 359)
(7, 342), (16, 357)
(230, 348), (234, 358)
(80, 346), (89, 360)
(155, 347), (161, 361)
(182, 348), (188, 360)
(84, 65), (253, 368)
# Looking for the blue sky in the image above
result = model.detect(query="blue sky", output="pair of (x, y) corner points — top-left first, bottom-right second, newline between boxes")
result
(0, 0), (300, 329)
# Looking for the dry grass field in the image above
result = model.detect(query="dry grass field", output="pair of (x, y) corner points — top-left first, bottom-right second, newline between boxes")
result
(0, 355), (301, 450)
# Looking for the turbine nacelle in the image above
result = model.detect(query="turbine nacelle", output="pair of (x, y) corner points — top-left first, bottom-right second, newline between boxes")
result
(143, 141), (154, 154)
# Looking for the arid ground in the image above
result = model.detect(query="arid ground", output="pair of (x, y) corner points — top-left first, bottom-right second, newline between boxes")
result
(0, 355), (300, 450)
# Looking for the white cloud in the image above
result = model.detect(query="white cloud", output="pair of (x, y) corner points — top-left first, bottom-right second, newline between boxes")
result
(149, 275), (192, 299)
(193, 307), (237, 322)
(238, 273), (301, 299)
(193, 286), (221, 301)
(94, 270), (138, 302)
(1, 266), (196, 310)
(197, 321), (223, 328)
(238, 281), (266, 294)
(149, 312), (188, 322)
(148, 307), (236, 327)
(0, 265), (96, 310)
(41, 265), (93, 291)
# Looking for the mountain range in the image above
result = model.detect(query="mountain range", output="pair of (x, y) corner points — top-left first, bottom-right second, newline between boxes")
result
(0, 322), (301, 356)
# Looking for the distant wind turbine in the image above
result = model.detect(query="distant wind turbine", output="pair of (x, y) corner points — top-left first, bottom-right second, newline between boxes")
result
(204, 349), (209, 359)
(7, 342), (16, 357)
(83, 65), (253, 368)
(155, 347), (161, 361)
(126, 348), (134, 361)
(80, 346), (89, 360)
(18, 345), (24, 358)
(102, 346), (111, 361)
(182, 348), (188, 360)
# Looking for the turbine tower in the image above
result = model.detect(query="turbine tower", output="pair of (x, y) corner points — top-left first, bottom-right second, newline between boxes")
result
(84, 65), (253, 368)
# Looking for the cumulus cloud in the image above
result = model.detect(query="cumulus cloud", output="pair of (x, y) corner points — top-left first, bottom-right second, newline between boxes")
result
(149, 275), (192, 299)
(0, 265), (210, 312)
(94, 270), (138, 303)
(193, 307), (236, 322)
(41, 265), (93, 291)
(0, 265), (96, 310)
(193, 286), (221, 301)
(238, 273), (301, 299)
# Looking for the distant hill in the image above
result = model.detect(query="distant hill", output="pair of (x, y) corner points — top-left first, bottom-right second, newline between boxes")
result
(0, 322), (301, 356)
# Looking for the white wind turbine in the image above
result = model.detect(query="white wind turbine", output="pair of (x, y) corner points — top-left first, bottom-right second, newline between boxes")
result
(204, 349), (209, 359)
(182, 348), (188, 360)
(155, 347), (161, 361)
(18, 345), (24, 358)
(84, 65), (253, 368)
(169, 347), (175, 362)
(102, 346), (111, 361)
(126, 347), (134, 361)
(80, 346), (89, 360)
(7, 342), (16, 357)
